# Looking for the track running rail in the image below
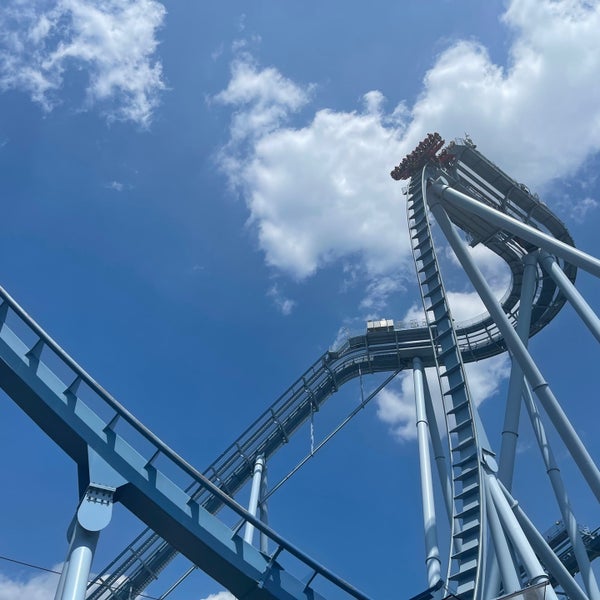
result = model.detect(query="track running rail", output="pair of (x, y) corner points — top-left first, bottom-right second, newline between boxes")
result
(0, 142), (577, 599)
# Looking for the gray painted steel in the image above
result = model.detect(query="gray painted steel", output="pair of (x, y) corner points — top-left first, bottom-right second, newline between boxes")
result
(0, 140), (597, 599)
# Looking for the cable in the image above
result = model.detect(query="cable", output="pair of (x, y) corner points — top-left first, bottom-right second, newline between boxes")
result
(0, 553), (161, 600)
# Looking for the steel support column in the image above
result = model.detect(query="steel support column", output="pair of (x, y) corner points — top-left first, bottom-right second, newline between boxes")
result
(426, 193), (600, 502)
(523, 381), (600, 600)
(539, 249), (600, 344)
(259, 463), (269, 554)
(422, 373), (452, 522)
(244, 455), (265, 545)
(498, 251), (538, 490)
(56, 484), (115, 600)
(413, 357), (442, 588)
(57, 524), (100, 600)
(498, 481), (588, 600)
(484, 479), (521, 597)
(429, 180), (600, 278)
(485, 471), (555, 598)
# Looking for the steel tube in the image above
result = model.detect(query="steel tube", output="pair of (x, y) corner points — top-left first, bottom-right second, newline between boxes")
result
(244, 455), (265, 545)
(259, 465), (269, 554)
(485, 472), (554, 597)
(422, 374), (453, 522)
(427, 194), (600, 502)
(484, 479), (521, 595)
(498, 251), (538, 489)
(430, 180), (600, 278)
(498, 481), (588, 600)
(539, 249), (600, 344)
(523, 381), (600, 600)
(56, 524), (99, 600)
(413, 357), (442, 588)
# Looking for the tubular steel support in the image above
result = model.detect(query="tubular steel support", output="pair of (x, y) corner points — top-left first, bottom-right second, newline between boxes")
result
(498, 480), (589, 600)
(413, 357), (442, 589)
(259, 466), (269, 554)
(539, 249), (600, 344)
(484, 479), (521, 596)
(427, 194), (600, 503)
(56, 484), (115, 600)
(244, 455), (265, 545)
(522, 381), (600, 600)
(422, 373), (452, 523)
(484, 471), (555, 598)
(3, 137), (600, 600)
(498, 250), (538, 489)
(430, 180), (600, 279)
(57, 524), (100, 600)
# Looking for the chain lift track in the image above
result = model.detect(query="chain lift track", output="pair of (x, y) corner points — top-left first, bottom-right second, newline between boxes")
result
(0, 138), (596, 600)
(408, 165), (487, 599)
(84, 142), (579, 600)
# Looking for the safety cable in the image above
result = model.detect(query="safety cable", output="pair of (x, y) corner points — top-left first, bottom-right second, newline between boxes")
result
(0, 553), (161, 600)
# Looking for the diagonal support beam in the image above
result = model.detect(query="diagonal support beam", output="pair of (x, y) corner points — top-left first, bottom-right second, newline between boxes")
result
(498, 250), (538, 490)
(413, 357), (442, 589)
(426, 190), (600, 503)
(539, 249), (600, 344)
(430, 180), (600, 278)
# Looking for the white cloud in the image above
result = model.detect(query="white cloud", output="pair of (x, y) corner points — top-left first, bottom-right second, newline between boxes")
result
(569, 196), (599, 224)
(0, 568), (59, 600)
(267, 283), (296, 315)
(107, 180), (124, 191)
(215, 56), (311, 146)
(405, 0), (600, 187)
(0, 0), (166, 126)
(216, 78), (412, 299)
(376, 355), (510, 442)
(200, 592), (235, 600)
(360, 276), (406, 316)
(215, 0), (600, 304)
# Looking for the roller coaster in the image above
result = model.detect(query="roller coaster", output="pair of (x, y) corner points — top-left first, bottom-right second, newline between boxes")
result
(0, 136), (598, 600)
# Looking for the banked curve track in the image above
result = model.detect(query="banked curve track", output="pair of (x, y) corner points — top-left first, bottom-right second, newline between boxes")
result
(0, 141), (575, 599)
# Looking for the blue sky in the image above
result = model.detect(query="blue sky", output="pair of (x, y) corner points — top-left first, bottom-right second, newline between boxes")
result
(1, 1), (600, 598)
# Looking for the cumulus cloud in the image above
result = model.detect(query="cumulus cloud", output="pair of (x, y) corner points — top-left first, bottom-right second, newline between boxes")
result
(0, 0), (166, 125)
(201, 593), (235, 600)
(214, 0), (600, 441)
(405, 0), (600, 186)
(568, 196), (599, 223)
(215, 0), (600, 298)
(0, 568), (59, 600)
(376, 355), (510, 442)
(267, 283), (296, 315)
(215, 69), (412, 299)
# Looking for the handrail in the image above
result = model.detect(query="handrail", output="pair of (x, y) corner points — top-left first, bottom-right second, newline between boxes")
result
(0, 284), (370, 600)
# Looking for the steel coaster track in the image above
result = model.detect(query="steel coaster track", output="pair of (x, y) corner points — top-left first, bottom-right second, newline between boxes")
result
(89, 145), (574, 599)
(408, 165), (486, 600)
(0, 290), (373, 600)
(90, 143), (574, 600)
(0, 142), (576, 599)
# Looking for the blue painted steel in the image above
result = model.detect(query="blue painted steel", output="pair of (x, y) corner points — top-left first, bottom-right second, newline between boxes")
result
(498, 251), (538, 490)
(409, 167), (485, 600)
(244, 455), (265, 545)
(499, 482), (588, 600)
(484, 470), (554, 596)
(0, 140), (595, 599)
(522, 382), (600, 600)
(0, 298), (369, 600)
(427, 184), (600, 504)
(539, 249), (600, 344)
(58, 523), (99, 600)
(412, 357), (442, 589)
(484, 478), (521, 596)
(430, 180), (600, 279)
